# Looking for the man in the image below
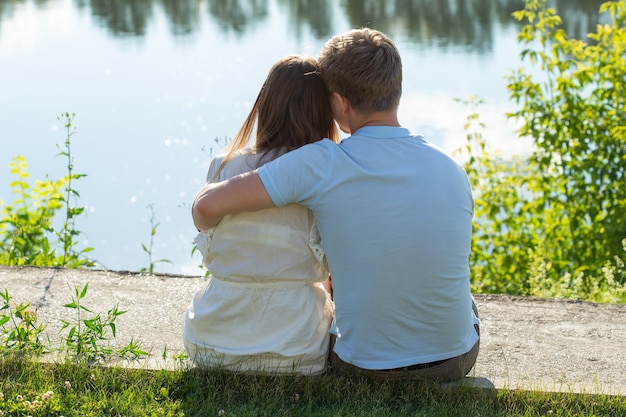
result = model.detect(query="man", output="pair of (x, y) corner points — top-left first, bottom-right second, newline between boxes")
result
(193, 28), (479, 381)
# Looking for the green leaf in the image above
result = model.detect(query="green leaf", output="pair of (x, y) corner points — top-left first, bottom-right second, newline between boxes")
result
(79, 283), (89, 298)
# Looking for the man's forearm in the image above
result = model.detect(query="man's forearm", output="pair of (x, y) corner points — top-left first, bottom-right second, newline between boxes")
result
(191, 171), (275, 231)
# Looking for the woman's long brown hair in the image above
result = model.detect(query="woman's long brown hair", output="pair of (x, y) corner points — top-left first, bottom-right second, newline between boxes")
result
(213, 55), (339, 179)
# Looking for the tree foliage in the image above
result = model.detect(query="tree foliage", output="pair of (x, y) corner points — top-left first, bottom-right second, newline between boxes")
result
(465, 0), (626, 301)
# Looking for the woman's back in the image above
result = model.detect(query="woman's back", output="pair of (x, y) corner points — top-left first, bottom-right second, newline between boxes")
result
(183, 150), (333, 375)
(203, 151), (326, 284)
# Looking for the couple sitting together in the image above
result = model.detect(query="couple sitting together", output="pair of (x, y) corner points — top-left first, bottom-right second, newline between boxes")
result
(182, 28), (480, 381)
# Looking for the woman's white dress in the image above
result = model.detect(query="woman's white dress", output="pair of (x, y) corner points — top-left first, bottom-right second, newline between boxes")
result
(183, 149), (333, 375)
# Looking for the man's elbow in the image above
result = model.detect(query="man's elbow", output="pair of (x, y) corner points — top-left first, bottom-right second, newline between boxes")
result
(192, 196), (222, 231)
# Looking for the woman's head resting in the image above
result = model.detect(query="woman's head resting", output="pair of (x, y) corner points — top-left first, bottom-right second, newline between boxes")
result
(215, 55), (340, 179)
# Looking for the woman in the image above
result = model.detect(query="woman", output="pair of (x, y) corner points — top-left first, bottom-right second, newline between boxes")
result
(183, 55), (340, 375)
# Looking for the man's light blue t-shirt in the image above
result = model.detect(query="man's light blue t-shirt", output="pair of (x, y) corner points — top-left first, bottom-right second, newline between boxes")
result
(258, 126), (478, 369)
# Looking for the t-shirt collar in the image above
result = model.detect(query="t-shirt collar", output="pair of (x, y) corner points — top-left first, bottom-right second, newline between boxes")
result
(352, 125), (412, 139)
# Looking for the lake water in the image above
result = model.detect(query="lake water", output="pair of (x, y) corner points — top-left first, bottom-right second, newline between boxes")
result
(0, 0), (607, 275)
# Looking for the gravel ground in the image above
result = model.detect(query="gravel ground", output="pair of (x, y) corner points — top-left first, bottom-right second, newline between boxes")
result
(1, 266), (624, 395)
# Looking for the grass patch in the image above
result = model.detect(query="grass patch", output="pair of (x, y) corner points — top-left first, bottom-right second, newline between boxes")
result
(1, 357), (624, 416)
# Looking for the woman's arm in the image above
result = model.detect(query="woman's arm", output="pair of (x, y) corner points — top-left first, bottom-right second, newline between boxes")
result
(192, 170), (275, 231)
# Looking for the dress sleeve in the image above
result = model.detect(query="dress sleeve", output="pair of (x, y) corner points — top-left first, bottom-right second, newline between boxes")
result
(308, 219), (329, 275)
(205, 155), (224, 183)
(193, 155), (225, 266)
(192, 230), (214, 265)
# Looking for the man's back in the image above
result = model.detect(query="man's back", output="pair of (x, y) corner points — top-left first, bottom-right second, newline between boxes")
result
(258, 126), (478, 369)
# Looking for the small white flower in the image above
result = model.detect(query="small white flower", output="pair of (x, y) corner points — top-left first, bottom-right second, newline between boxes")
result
(42, 390), (54, 401)
(218, 410), (226, 416)
(16, 394), (23, 401)
(25, 400), (35, 412)
(64, 381), (71, 389)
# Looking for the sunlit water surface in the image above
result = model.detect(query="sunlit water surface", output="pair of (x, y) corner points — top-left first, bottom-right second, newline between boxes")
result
(0, 0), (605, 274)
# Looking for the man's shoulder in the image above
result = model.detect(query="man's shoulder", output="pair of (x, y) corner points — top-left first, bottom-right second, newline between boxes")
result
(301, 138), (339, 152)
(258, 140), (336, 180)
(273, 138), (339, 162)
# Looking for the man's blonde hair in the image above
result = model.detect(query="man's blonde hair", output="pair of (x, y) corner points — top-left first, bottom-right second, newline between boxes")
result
(319, 28), (402, 113)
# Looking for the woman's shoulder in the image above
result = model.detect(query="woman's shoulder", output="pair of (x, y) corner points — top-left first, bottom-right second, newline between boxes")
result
(210, 148), (255, 165)
(208, 148), (259, 181)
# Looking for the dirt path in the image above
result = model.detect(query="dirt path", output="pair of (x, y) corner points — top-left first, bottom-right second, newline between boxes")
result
(473, 294), (625, 394)
(1, 266), (624, 395)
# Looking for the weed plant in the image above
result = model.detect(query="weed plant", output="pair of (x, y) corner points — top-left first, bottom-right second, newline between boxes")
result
(0, 289), (47, 357)
(55, 112), (94, 268)
(141, 204), (172, 273)
(59, 283), (147, 364)
(1, 286), (146, 367)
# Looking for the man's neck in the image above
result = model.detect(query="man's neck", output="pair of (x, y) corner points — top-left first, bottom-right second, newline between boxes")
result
(348, 110), (400, 134)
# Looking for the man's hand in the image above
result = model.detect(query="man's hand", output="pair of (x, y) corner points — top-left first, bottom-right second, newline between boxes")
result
(192, 171), (275, 231)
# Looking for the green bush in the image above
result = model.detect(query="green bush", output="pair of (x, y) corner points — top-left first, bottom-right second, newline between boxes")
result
(0, 113), (93, 268)
(463, 0), (626, 302)
(0, 155), (67, 266)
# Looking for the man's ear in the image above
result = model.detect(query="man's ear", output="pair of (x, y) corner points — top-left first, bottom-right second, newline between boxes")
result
(332, 92), (351, 115)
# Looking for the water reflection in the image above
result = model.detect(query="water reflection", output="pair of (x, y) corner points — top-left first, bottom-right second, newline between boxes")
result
(0, 0), (608, 50)
(276, 0), (335, 39)
(342, 0), (502, 52)
(208, 0), (268, 35)
(80, 0), (154, 37)
(340, 0), (607, 51)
